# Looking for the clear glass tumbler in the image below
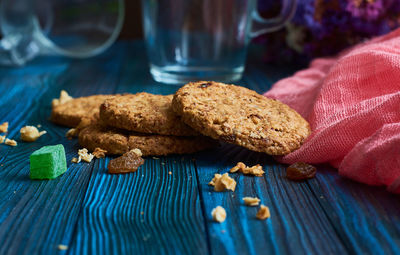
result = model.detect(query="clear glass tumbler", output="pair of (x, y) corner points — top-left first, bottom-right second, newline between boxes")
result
(0, 0), (124, 66)
(141, 0), (296, 84)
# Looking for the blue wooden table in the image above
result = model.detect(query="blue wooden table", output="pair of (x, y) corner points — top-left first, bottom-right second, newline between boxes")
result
(0, 41), (399, 255)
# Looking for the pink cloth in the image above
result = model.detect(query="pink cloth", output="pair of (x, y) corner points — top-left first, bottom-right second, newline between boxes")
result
(264, 28), (400, 193)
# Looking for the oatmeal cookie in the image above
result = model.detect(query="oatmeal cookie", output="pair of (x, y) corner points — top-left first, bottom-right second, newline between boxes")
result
(172, 81), (311, 155)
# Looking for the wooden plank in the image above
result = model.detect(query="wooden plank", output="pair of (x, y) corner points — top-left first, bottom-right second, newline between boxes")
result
(0, 45), (125, 254)
(70, 156), (208, 254)
(194, 144), (348, 255)
(69, 42), (209, 254)
(308, 167), (400, 255)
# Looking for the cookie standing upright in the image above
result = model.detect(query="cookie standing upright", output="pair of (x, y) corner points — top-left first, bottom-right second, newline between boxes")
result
(172, 81), (311, 155)
(100, 93), (198, 136)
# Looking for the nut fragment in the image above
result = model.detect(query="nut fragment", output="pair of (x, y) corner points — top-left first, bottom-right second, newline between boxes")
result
(57, 244), (68, 250)
(242, 197), (261, 206)
(66, 128), (78, 138)
(71, 157), (80, 163)
(230, 162), (265, 176)
(78, 148), (94, 163)
(211, 206), (226, 223)
(52, 90), (73, 107)
(92, 147), (107, 158)
(20, 126), (46, 142)
(256, 205), (270, 220)
(0, 135), (5, 144)
(208, 173), (236, 192)
(0, 122), (8, 133)
(5, 138), (17, 146)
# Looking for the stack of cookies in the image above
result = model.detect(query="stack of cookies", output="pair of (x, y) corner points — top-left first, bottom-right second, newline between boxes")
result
(51, 81), (311, 156)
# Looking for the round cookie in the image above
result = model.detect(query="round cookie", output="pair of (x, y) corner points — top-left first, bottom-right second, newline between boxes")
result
(172, 81), (311, 155)
(51, 94), (113, 127)
(78, 124), (216, 156)
(99, 93), (198, 136)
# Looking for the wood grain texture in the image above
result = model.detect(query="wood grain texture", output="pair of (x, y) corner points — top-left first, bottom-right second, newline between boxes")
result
(0, 45), (125, 254)
(0, 41), (399, 255)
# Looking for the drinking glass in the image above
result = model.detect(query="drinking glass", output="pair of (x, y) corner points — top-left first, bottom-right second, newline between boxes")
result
(141, 0), (296, 84)
(0, 0), (124, 66)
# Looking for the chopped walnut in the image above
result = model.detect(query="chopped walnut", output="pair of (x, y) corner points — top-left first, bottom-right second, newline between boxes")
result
(230, 162), (246, 173)
(0, 122), (8, 133)
(66, 128), (78, 138)
(230, 162), (265, 177)
(5, 138), (17, 146)
(208, 173), (236, 192)
(256, 205), (270, 220)
(131, 148), (142, 157)
(0, 135), (5, 144)
(242, 197), (261, 206)
(211, 206), (226, 223)
(92, 147), (107, 158)
(71, 157), (80, 163)
(52, 90), (73, 108)
(78, 148), (94, 163)
(20, 126), (46, 142)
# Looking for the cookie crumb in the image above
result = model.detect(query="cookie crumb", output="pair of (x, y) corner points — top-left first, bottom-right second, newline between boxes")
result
(256, 205), (270, 220)
(71, 157), (80, 163)
(5, 138), (17, 146)
(211, 206), (226, 223)
(0, 122), (8, 133)
(57, 244), (68, 250)
(78, 148), (94, 163)
(152, 157), (159, 160)
(208, 173), (236, 192)
(37, 124), (41, 128)
(66, 128), (78, 138)
(92, 147), (107, 158)
(242, 197), (261, 206)
(0, 135), (5, 144)
(168, 171), (172, 175)
(52, 90), (73, 107)
(140, 211), (144, 215)
(20, 126), (47, 142)
(230, 162), (265, 176)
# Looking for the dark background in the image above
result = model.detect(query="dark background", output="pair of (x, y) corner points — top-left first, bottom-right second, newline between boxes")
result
(120, 0), (143, 39)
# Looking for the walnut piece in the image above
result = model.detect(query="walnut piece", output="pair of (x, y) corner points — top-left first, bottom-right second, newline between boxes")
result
(0, 135), (5, 144)
(208, 173), (236, 192)
(242, 197), (261, 206)
(5, 138), (17, 146)
(211, 206), (226, 223)
(52, 90), (73, 108)
(0, 122), (8, 133)
(230, 162), (265, 177)
(78, 148), (94, 163)
(256, 205), (270, 220)
(20, 126), (46, 142)
(92, 147), (107, 158)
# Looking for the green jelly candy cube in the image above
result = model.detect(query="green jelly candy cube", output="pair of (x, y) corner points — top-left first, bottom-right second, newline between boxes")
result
(29, 144), (67, 179)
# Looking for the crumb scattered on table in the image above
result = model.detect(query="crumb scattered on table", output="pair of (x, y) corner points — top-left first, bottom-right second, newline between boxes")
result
(230, 162), (265, 176)
(20, 126), (46, 142)
(5, 138), (17, 146)
(78, 148), (94, 163)
(168, 171), (172, 175)
(57, 244), (68, 250)
(256, 205), (270, 220)
(243, 197), (261, 206)
(71, 157), (80, 163)
(208, 173), (236, 192)
(0, 122), (8, 133)
(92, 147), (107, 158)
(211, 206), (226, 223)
(0, 135), (5, 144)
(66, 128), (78, 138)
